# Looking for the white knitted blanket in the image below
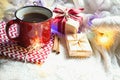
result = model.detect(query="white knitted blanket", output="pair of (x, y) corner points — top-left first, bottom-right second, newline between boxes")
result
(0, 46), (109, 80)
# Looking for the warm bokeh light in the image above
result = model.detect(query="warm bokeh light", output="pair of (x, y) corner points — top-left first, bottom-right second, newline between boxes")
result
(32, 37), (41, 49)
(28, 31), (41, 50)
(95, 31), (116, 49)
(99, 36), (108, 44)
(92, 23), (120, 50)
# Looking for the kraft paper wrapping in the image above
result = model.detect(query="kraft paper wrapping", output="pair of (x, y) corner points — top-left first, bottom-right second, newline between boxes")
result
(65, 33), (93, 57)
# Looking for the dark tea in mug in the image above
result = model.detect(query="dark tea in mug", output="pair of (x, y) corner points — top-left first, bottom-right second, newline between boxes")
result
(23, 13), (48, 22)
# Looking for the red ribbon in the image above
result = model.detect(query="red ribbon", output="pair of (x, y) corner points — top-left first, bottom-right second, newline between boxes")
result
(53, 7), (84, 33)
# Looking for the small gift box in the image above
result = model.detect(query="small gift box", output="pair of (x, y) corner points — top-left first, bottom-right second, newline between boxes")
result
(53, 5), (83, 34)
(65, 33), (93, 57)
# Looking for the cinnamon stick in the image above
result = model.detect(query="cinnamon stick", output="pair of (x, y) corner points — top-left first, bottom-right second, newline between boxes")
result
(52, 34), (58, 51)
(52, 34), (60, 54)
(56, 37), (60, 54)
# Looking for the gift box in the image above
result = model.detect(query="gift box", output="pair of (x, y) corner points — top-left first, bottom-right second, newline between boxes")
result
(0, 21), (53, 64)
(53, 5), (83, 34)
(65, 33), (93, 57)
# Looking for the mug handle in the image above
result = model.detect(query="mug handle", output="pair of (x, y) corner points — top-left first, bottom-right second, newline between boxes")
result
(5, 19), (20, 42)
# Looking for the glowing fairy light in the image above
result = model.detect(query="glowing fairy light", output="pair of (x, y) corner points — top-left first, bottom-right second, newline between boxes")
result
(31, 37), (41, 50)
(95, 31), (116, 49)
(99, 35), (108, 44)
(91, 23), (119, 49)
(27, 31), (41, 51)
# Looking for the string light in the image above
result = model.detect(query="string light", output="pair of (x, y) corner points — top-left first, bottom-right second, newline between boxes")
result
(99, 35), (108, 44)
(95, 31), (116, 49)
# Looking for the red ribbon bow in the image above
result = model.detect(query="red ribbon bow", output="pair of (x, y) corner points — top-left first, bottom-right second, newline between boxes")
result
(53, 7), (84, 33)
